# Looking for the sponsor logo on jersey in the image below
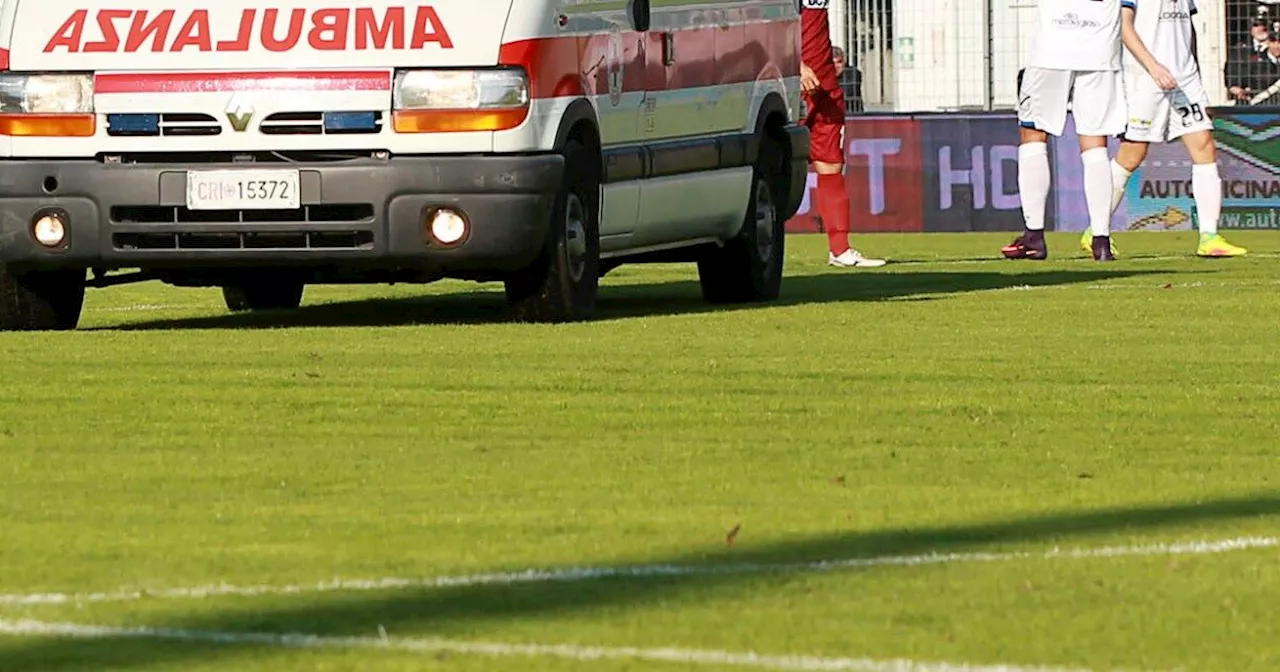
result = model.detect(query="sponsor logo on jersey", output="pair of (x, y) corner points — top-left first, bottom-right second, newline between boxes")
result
(1159, 0), (1192, 21)
(1051, 13), (1102, 29)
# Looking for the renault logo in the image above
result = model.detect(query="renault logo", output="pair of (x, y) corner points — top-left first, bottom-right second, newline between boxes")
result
(226, 97), (255, 132)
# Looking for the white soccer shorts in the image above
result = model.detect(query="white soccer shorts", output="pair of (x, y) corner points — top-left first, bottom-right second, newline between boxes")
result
(1017, 67), (1126, 138)
(1122, 68), (1214, 143)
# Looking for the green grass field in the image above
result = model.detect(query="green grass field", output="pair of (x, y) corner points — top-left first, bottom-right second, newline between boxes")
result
(1, 231), (1278, 672)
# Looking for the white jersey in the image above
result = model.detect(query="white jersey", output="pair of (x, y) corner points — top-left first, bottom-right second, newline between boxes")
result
(1026, 0), (1125, 71)
(1122, 0), (1199, 81)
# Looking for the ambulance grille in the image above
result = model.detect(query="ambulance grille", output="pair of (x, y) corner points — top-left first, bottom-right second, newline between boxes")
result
(109, 203), (376, 251)
(110, 204), (375, 225)
(106, 113), (222, 137)
(260, 111), (383, 135)
(112, 230), (375, 252)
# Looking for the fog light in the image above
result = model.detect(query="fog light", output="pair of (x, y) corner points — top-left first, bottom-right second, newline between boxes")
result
(428, 208), (468, 245)
(32, 212), (67, 247)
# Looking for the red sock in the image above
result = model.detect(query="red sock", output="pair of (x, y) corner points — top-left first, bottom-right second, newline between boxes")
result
(815, 173), (851, 256)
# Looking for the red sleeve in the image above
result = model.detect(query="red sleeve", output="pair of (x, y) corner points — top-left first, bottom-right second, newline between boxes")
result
(800, 6), (840, 93)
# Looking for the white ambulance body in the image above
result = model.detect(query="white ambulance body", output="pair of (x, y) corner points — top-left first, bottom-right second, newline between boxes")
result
(0, 0), (808, 329)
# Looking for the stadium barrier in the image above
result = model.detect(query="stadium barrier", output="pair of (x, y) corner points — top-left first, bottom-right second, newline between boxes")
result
(785, 108), (1280, 234)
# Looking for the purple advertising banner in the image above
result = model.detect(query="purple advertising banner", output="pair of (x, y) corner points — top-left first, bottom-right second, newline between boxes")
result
(954, 109), (1279, 233)
(918, 115), (1032, 232)
(788, 109), (1280, 233)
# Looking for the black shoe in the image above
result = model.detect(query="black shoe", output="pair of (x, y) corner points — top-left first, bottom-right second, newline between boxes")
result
(1001, 231), (1048, 260)
(1092, 236), (1115, 261)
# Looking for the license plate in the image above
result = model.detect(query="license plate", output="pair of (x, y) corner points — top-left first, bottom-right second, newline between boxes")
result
(186, 169), (301, 210)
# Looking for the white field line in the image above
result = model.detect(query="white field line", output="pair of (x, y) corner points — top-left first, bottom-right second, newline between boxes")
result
(0, 618), (1090, 672)
(1002, 280), (1280, 292)
(890, 251), (1280, 267)
(0, 537), (1273, 608)
(83, 304), (189, 313)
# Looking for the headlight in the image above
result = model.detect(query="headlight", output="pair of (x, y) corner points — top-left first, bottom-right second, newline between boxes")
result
(394, 69), (529, 110)
(0, 75), (94, 114)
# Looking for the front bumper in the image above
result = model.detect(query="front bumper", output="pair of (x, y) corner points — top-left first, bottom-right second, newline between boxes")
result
(0, 155), (563, 276)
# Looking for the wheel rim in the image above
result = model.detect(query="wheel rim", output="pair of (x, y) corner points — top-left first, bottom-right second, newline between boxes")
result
(753, 179), (776, 263)
(564, 192), (588, 283)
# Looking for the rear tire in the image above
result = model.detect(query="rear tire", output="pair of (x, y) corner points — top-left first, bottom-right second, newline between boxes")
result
(697, 134), (785, 304)
(0, 266), (85, 331)
(504, 138), (601, 323)
(222, 281), (305, 312)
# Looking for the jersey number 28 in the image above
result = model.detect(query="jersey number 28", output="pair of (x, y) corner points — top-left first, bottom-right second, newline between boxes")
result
(1177, 104), (1205, 124)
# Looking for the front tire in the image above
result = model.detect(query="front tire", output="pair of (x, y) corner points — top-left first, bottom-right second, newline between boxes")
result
(0, 267), (85, 331)
(697, 137), (786, 304)
(504, 138), (601, 323)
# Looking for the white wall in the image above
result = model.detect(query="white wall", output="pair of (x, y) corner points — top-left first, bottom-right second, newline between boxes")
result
(1195, 1), (1228, 105)
(891, 0), (993, 111)
(990, 0), (1036, 110)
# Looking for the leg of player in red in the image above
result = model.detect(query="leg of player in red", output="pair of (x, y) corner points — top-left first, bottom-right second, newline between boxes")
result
(800, 1), (885, 268)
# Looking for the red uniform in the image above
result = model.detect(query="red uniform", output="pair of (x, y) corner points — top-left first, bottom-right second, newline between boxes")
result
(800, 0), (846, 165)
(799, 0), (852, 255)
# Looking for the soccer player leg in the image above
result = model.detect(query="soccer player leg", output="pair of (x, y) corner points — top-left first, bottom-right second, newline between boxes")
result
(805, 93), (848, 255)
(1072, 71), (1127, 259)
(807, 91), (885, 268)
(1112, 83), (1162, 213)
(1005, 68), (1067, 260)
(1087, 81), (1159, 255)
(1169, 79), (1248, 257)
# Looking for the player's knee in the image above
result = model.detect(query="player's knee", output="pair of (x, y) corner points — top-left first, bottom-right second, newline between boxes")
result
(1116, 141), (1148, 171)
(1182, 131), (1216, 163)
(1019, 126), (1048, 145)
(1077, 135), (1107, 152)
(812, 160), (844, 175)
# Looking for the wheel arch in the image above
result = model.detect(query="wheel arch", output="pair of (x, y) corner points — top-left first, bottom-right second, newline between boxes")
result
(749, 92), (808, 222)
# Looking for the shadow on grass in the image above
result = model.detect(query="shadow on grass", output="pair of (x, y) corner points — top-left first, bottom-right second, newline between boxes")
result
(2, 492), (1277, 669)
(92, 268), (1167, 331)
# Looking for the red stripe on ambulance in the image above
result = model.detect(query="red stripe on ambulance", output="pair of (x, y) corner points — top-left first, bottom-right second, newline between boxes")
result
(499, 18), (799, 100)
(42, 7), (454, 53)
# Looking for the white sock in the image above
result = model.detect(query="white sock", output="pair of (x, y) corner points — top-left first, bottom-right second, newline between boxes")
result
(1018, 142), (1050, 231)
(1109, 160), (1132, 215)
(1191, 162), (1221, 237)
(1082, 147), (1112, 237)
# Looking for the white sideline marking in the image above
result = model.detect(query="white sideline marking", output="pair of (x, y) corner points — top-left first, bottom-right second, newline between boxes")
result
(0, 537), (1272, 607)
(0, 618), (1089, 672)
(998, 279), (1280, 293)
(84, 304), (187, 313)
(892, 251), (1280, 267)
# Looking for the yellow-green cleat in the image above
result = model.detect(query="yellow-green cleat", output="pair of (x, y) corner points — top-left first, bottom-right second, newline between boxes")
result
(1196, 234), (1248, 257)
(1080, 229), (1118, 257)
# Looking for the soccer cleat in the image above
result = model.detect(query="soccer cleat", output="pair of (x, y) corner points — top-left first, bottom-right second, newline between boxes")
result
(1080, 228), (1118, 257)
(1001, 232), (1047, 260)
(828, 249), (887, 268)
(1091, 236), (1115, 261)
(1195, 234), (1248, 258)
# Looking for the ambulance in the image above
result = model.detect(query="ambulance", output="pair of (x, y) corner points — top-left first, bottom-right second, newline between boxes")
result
(0, 0), (808, 329)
